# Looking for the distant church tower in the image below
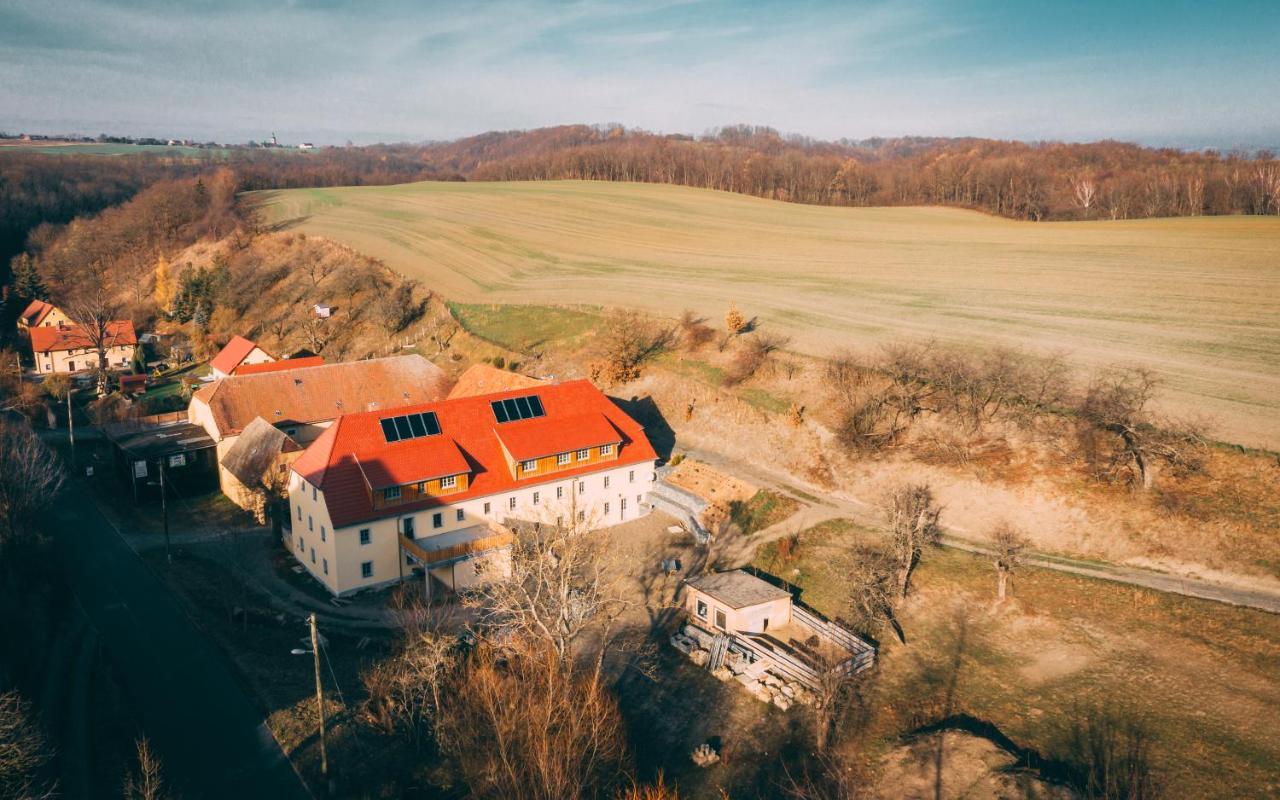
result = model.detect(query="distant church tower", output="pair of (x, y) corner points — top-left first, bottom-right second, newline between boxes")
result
(271, 132), (278, 147)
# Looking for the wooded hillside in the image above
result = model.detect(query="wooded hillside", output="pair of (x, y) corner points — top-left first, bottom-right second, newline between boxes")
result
(426, 124), (1280, 221)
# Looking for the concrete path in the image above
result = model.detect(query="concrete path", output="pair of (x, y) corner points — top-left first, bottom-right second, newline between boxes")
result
(680, 445), (1280, 615)
(47, 482), (312, 799)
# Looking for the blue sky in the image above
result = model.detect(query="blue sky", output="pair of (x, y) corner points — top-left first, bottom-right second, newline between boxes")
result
(2, 0), (1277, 147)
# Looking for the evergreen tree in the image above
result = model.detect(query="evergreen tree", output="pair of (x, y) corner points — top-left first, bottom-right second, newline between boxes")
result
(10, 253), (48, 302)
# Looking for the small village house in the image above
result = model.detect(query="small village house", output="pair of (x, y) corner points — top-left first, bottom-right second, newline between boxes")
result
(312, 303), (331, 319)
(446, 362), (547, 400)
(17, 299), (72, 332)
(208, 335), (277, 379)
(188, 354), (451, 510)
(287, 379), (658, 596)
(30, 320), (138, 375)
(685, 569), (793, 634)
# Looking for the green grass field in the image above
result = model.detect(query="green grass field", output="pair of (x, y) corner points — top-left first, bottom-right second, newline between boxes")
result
(257, 180), (1280, 448)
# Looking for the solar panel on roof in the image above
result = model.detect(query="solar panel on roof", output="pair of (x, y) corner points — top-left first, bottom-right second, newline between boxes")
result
(380, 418), (399, 442)
(491, 394), (546, 423)
(380, 411), (443, 443)
(408, 413), (427, 437)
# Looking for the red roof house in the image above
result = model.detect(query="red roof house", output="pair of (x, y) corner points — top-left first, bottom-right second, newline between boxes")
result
(209, 335), (276, 378)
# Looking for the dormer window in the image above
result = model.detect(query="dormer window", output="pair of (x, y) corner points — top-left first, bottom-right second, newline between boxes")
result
(600, 444), (614, 456)
(440, 475), (457, 489)
(383, 486), (401, 501)
(521, 459), (537, 473)
(557, 452), (571, 466)
(576, 448), (590, 460)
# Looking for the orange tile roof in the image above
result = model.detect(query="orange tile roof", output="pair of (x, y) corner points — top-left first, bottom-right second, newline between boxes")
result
(233, 356), (326, 376)
(495, 412), (621, 461)
(447, 363), (547, 400)
(19, 300), (56, 327)
(30, 321), (137, 353)
(210, 335), (270, 375)
(293, 379), (658, 528)
(192, 355), (451, 438)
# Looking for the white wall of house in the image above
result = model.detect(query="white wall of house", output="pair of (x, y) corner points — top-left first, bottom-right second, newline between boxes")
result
(686, 589), (793, 634)
(36, 343), (135, 375)
(287, 460), (658, 596)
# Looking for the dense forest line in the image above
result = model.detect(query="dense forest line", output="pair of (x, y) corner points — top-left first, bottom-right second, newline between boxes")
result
(432, 124), (1280, 220)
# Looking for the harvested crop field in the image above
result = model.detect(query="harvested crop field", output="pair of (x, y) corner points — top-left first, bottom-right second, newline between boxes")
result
(258, 180), (1280, 448)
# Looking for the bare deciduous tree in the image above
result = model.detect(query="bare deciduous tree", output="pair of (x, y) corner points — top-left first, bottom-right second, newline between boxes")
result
(122, 737), (166, 800)
(464, 519), (629, 680)
(883, 483), (943, 600)
(588, 310), (674, 386)
(436, 641), (629, 800)
(1072, 175), (1098, 214)
(62, 266), (128, 396)
(989, 521), (1029, 602)
(838, 544), (900, 639)
(0, 690), (57, 800)
(0, 419), (65, 555)
(1077, 368), (1206, 490)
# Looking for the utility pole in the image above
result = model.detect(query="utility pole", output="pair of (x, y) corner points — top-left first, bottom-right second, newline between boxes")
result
(67, 388), (75, 471)
(309, 613), (329, 786)
(159, 457), (171, 564)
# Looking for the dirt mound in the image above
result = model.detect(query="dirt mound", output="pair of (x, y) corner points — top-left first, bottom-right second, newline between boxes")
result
(874, 730), (1072, 799)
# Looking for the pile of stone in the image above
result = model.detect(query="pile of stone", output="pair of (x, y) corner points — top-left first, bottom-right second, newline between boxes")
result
(670, 624), (817, 711)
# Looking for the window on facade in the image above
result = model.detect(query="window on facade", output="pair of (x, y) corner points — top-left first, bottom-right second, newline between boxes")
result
(577, 510), (585, 522)
(715, 609), (727, 630)
(297, 536), (304, 550)
(483, 502), (491, 515)
(600, 444), (613, 456)
(604, 502), (610, 515)
(312, 485), (317, 501)
(522, 459), (537, 473)
(509, 496), (517, 510)
(384, 486), (401, 501)
(432, 512), (443, 529)
(557, 452), (570, 466)
(533, 492), (540, 505)
(603, 476), (610, 489)
(359, 529), (371, 545)
(308, 515), (313, 531)
(322, 559), (329, 575)
(556, 486), (564, 499)
(621, 498), (627, 512)
(440, 475), (457, 489)
(578, 481), (585, 495)
(403, 517), (415, 538)
(576, 449), (590, 460)
(361, 561), (373, 579)
(696, 599), (708, 619)
(310, 548), (316, 564)
(637, 494), (642, 506)
(456, 509), (465, 522)
(297, 505), (302, 521)
(629, 470), (635, 483)
(416, 482), (427, 493)
(320, 525), (326, 542)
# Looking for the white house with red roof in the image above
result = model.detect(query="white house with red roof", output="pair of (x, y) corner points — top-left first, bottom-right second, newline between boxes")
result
(209, 335), (276, 379)
(30, 320), (138, 375)
(17, 299), (72, 332)
(287, 379), (659, 596)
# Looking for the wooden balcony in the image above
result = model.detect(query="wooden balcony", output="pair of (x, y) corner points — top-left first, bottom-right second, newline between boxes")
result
(400, 526), (513, 567)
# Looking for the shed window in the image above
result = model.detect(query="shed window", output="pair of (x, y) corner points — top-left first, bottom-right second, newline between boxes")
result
(696, 599), (708, 619)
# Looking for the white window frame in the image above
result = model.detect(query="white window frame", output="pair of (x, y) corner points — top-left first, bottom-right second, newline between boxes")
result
(557, 452), (571, 466)
(440, 474), (457, 489)
(361, 561), (374, 579)
(384, 485), (401, 501)
(521, 459), (537, 473)
(359, 528), (371, 545)
(577, 449), (590, 460)
(696, 599), (708, 619)
(600, 444), (613, 456)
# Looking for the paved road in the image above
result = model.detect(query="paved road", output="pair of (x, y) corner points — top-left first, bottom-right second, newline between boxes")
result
(48, 484), (311, 799)
(681, 444), (1280, 615)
